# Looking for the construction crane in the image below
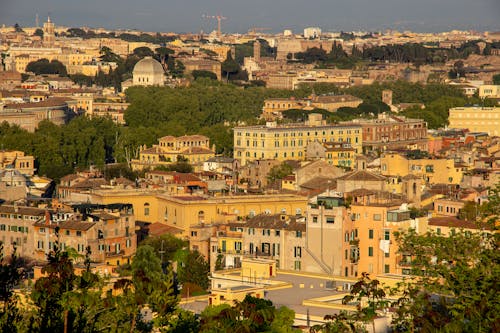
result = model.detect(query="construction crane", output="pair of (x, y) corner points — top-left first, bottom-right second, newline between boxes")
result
(202, 14), (227, 37)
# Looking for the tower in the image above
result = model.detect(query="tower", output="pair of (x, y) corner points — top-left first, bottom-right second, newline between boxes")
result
(382, 89), (393, 106)
(253, 40), (261, 62)
(402, 174), (422, 208)
(43, 16), (55, 47)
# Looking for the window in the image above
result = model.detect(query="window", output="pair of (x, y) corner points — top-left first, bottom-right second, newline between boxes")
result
(76, 231), (82, 237)
(294, 260), (301, 270)
(144, 203), (150, 216)
(373, 214), (381, 221)
(326, 217), (335, 224)
(294, 246), (302, 258)
(0, 225), (5, 231)
(126, 239), (132, 248)
(369, 229), (374, 239)
(39, 228), (45, 234)
(312, 216), (318, 223)
(368, 247), (373, 257)
(384, 230), (390, 241)
(296, 231), (302, 238)
(384, 264), (390, 274)
(436, 228), (441, 235)
(37, 240), (44, 249)
(65, 230), (70, 236)
(275, 230), (280, 236)
(191, 231), (198, 237)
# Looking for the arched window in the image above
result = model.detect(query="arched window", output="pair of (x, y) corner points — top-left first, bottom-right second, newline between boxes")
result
(144, 203), (150, 216)
(295, 208), (302, 216)
(198, 210), (205, 222)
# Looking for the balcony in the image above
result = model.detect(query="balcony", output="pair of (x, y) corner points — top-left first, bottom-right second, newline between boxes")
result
(349, 239), (359, 246)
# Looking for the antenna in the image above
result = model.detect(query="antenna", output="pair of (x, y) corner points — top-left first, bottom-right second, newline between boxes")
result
(36, 13), (39, 28)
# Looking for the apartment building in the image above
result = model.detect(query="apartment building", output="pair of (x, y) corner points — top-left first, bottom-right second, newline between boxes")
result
(448, 107), (500, 136)
(234, 113), (362, 165)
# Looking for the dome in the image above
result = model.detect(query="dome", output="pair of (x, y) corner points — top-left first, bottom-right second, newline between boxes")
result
(133, 57), (164, 76)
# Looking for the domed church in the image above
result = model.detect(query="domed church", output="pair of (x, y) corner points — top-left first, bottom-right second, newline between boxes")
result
(132, 56), (165, 86)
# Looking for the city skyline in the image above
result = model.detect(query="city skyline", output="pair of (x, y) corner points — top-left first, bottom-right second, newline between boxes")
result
(2, 0), (500, 34)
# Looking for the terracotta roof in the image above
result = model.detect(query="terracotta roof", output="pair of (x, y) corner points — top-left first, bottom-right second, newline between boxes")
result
(428, 216), (488, 230)
(147, 222), (183, 237)
(180, 147), (214, 154)
(299, 176), (336, 190)
(33, 219), (95, 231)
(336, 170), (387, 182)
(0, 205), (47, 217)
(4, 97), (71, 109)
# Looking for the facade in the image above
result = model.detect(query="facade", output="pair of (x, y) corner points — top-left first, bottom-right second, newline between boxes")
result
(181, 58), (222, 80)
(345, 114), (428, 152)
(132, 57), (165, 86)
(131, 135), (215, 171)
(0, 97), (73, 132)
(306, 196), (349, 275)
(448, 107), (500, 136)
(0, 150), (35, 175)
(381, 152), (465, 185)
(305, 141), (357, 168)
(234, 113), (362, 165)
(32, 204), (136, 265)
(478, 85), (500, 99)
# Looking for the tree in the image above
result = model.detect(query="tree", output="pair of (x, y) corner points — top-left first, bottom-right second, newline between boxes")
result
(33, 28), (44, 37)
(393, 190), (499, 333)
(267, 162), (294, 187)
(192, 70), (217, 80)
(221, 51), (240, 81)
(493, 74), (500, 85)
(342, 273), (388, 333)
(177, 250), (209, 290)
(133, 47), (154, 59)
(0, 243), (24, 332)
(26, 58), (67, 76)
(30, 228), (77, 332)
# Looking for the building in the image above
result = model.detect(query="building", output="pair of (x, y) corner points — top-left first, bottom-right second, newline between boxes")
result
(132, 57), (165, 87)
(380, 152), (465, 185)
(0, 97), (74, 132)
(0, 205), (46, 258)
(345, 113), (428, 152)
(0, 150), (35, 176)
(305, 141), (357, 168)
(478, 85), (500, 99)
(32, 204), (136, 266)
(42, 17), (55, 48)
(305, 195), (350, 275)
(261, 94), (362, 120)
(131, 135), (215, 171)
(448, 107), (500, 136)
(181, 58), (222, 81)
(303, 27), (322, 39)
(234, 113), (362, 165)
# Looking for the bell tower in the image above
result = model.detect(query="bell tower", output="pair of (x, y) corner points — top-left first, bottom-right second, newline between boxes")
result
(43, 16), (55, 47)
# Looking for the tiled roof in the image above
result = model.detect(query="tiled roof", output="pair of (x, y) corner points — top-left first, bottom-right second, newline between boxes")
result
(337, 170), (387, 181)
(428, 216), (487, 230)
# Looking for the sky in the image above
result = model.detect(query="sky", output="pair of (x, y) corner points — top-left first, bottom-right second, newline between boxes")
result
(1, 0), (499, 34)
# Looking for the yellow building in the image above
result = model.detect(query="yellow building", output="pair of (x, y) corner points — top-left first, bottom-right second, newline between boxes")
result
(91, 189), (308, 232)
(0, 150), (35, 175)
(131, 135), (215, 171)
(234, 113), (362, 165)
(380, 152), (464, 185)
(448, 106), (500, 136)
(478, 85), (500, 99)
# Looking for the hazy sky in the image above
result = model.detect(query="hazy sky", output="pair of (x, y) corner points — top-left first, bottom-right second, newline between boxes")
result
(1, 0), (499, 33)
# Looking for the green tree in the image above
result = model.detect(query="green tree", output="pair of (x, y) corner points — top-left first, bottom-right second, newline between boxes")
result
(26, 58), (67, 76)
(133, 47), (154, 59)
(267, 162), (294, 187)
(192, 70), (218, 80)
(493, 74), (500, 85)
(33, 28), (44, 37)
(177, 250), (209, 290)
(221, 51), (240, 81)
(0, 243), (24, 333)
